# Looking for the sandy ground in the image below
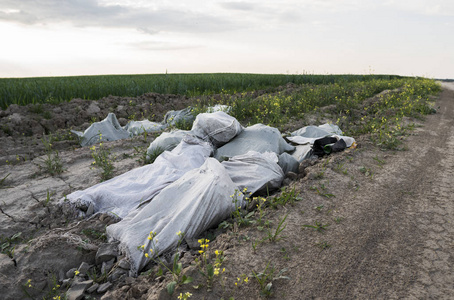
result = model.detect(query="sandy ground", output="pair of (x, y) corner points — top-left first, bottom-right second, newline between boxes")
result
(0, 82), (453, 299)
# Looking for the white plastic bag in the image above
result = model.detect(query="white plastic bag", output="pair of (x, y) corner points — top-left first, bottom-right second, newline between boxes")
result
(215, 124), (295, 160)
(107, 158), (244, 275)
(124, 120), (168, 136)
(71, 113), (130, 147)
(222, 151), (284, 195)
(146, 130), (191, 161)
(62, 137), (212, 218)
(191, 111), (243, 147)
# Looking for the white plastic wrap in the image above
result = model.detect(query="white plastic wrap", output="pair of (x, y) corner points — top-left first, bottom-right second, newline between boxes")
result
(215, 124), (295, 160)
(107, 158), (245, 275)
(71, 113), (130, 147)
(62, 137), (212, 218)
(124, 120), (168, 136)
(222, 151), (284, 195)
(191, 111), (243, 147)
(146, 130), (192, 161)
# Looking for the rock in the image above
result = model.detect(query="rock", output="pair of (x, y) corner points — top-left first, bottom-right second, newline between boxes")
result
(9, 113), (23, 125)
(66, 280), (93, 300)
(184, 237), (200, 250)
(96, 242), (119, 265)
(66, 267), (78, 279)
(282, 178), (292, 186)
(108, 268), (128, 282)
(86, 203), (94, 217)
(87, 102), (101, 115)
(30, 216), (40, 225)
(117, 258), (131, 270)
(97, 282), (113, 293)
(101, 258), (115, 274)
(78, 262), (91, 276)
(86, 283), (99, 294)
(285, 171), (298, 180)
(61, 278), (71, 289)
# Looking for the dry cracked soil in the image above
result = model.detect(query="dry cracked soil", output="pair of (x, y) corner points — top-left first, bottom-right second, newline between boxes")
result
(0, 82), (453, 300)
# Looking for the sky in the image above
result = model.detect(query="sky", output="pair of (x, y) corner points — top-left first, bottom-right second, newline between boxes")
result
(0, 0), (453, 79)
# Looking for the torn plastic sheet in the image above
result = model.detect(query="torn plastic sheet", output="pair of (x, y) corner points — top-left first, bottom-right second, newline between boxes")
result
(71, 113), (130, 147)
(222, 151), (284, 195)
(61, 137), (212, 218)
(215, 124), (295, 160)
(106, 158), (245, 275)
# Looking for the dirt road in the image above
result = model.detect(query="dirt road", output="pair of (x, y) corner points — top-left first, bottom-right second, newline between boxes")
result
(287, 82), (454, 299)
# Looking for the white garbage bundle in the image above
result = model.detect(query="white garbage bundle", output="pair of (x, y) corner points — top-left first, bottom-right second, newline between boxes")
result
(65, 113), (362, 276)
(163, 107), (196, 126)
(123, 120), (168, 136)
(61, 137), (212, 218)
(146, 130), (191, 160)
(107, 158), (246, 275)
(222, 151), (284, 195)
(287, 123), (355, 147)
(215, 124), (295, 160)
(191, 111), (243, 147)
(71, 113), (130, 147)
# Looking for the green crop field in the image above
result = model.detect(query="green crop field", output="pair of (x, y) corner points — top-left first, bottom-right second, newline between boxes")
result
(0, 73), (401, 109)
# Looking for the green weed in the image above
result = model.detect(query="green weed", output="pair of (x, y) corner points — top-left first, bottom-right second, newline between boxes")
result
(90, 143), (115, 181)
(302, 221), (329, 233)
(264, 214), (288, 242)
(39, 135), (64, 176)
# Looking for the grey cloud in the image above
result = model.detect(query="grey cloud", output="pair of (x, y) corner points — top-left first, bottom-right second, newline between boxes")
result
(0, 0), (237, 33)
(131, 41), (202, 51)
(219, 1), (255, 11)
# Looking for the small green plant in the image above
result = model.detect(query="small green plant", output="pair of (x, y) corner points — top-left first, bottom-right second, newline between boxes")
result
(310, 185), (335, 198)
(90, 143), (115, 181)
(81, 228), (107, 242)
(373, 156), (385, 168)
(147, 146), (165, 164)
(280, 248), (290, 261)
(22, 273), (63, 299)
(334, 161), (348, 174)
(334, 216), (344, 224)
(268, 187), (301, 209)
(251, 263), (289, 297)
(133, 146), (149, 165)
(39, 135), (64, 176)
(359, 166), (373, 178)
(195, 239), (226, 291)
(140, 231), (193, 295)
(43, 189), (54, 207)
(0, 232), (22, 259)
(314, 204), (324, 212)
(230, 188), (254, 227)
(42, 110), (52, 120)
(177, 292), (193, 299)
(302, 221), (329, 233)
(264, 214), (288, 242)
(0, 173), (11, 189)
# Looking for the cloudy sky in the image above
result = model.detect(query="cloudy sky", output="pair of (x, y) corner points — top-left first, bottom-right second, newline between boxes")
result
(0, 0), (453, 78)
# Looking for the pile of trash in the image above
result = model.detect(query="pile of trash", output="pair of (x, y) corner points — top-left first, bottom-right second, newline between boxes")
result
(63, 109), (355, 275)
